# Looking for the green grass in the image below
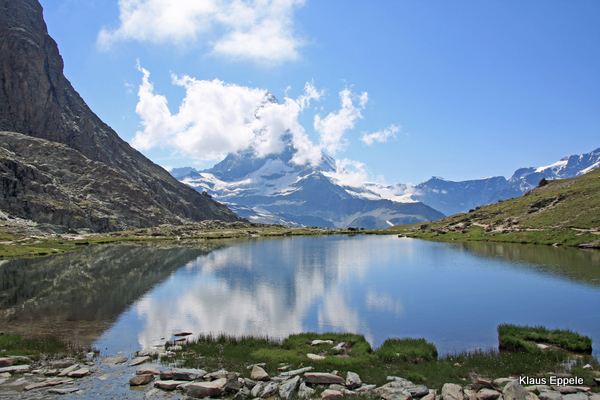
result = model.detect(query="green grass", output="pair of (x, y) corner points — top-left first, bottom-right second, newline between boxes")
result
(498, 324), (593, 354)
(157, 329), (599, 391)
(0, 333), (82, 360)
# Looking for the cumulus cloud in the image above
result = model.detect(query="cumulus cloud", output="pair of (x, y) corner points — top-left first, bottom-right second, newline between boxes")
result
(132, 64), (322, 165)
(361, 124), (400, 146)
(97, 0), (306, 65)
(314, 89), (368, 154)
(322, 158), (369, 188)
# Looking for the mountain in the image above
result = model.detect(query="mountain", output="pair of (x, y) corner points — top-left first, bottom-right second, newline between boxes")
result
(374, 147), (600, 217)
(395, 167), (600, 248)
(173, 137), (445, 229)
(0, 0), (241, 232)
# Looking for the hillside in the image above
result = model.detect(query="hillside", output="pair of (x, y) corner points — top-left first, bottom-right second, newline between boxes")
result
(0, 0), (241, 232)
(391, 168), (600, 248)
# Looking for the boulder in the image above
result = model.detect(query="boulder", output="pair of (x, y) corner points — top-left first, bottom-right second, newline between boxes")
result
(443, 383), (465, 400)
(562, 395), (588, 400)
(250, 365), (270, 381)
(0, 358), (13, 368)
(224, 376), (244, 393)
(503, 381), (529, 400)
(406, 385), (430, 397)
(279, 376), (301, 399)
(305, 372), (345, 385)
(129, 374), (154, 386)
(258, 381), (279, 398)
(538, 391), (562, 400)
(346, 371), (362, 389)
(186, 379), (228, 398)
(159, 371), (173, 380)
(137, 367), (160, 375)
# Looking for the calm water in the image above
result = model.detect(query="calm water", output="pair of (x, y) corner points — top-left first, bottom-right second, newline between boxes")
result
(1, 235), (599, 356)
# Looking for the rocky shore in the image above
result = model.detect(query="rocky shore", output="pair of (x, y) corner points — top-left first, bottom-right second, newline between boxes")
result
(1, 352), (599, 400)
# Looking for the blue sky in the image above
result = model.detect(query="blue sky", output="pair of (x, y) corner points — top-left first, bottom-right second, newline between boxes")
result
(39, 0), (599, 184)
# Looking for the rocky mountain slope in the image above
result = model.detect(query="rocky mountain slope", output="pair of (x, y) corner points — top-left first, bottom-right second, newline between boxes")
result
(396, 168), (600, 248)
(173, 138), (444, 229)
(0, 0), (241, 232)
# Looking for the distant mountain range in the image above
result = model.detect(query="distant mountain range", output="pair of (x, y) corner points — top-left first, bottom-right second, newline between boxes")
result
(172, 136), (445, 229)
(174, 146), (600, 228)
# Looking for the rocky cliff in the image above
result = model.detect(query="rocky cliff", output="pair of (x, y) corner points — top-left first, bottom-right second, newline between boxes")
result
(0, 0), (241, 231)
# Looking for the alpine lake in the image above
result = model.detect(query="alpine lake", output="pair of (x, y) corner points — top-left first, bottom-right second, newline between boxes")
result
(2, 234), (599, 357)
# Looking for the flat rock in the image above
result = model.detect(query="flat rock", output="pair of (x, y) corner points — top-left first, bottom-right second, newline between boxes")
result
(138, 347), (161, 357)
(0, 365), (30, 374)
(299, 382), (316, 398)
(130, 374), (154, 386)
(137, 367), (160, 375)
(58, 364), (80, 377)
(406, 385), (430, 397)
(154, 380), (188, 390)
(307, 353), (326, 360)
(495, 379), (518, 387)
(24, 381), (51, 391)
(251, 365), (270, 381)
(67, 368), (89, 378)
(355, 384), (377, 392)
(128, 356), (150, 367)
(48, 387), (80, 394)
(44, 369), (59, 376)
(159, 371), (173, 380)
(50, 361), (74, 369)
(526, 386), (551, 393)
(187, 381), (227, 398)
(174, 331), (193, 336)
(172, 368), (207, 381)
(305, 372), (345, 385)
(504, 381), (529, 400)
(258, 381), (279, 398)
(279, 366), (314, 377)
(312, 340), (334, 346)
(322, 389), (344, 400)
(562, 394), (588, 400)
(346, 371), (362, 389)
(443, 383), (465, 400)
(553, 387), (590, 394)
(101, 356), (128, 365)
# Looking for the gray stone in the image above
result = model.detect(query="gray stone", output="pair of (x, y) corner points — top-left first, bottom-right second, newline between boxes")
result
(279, 375), (300, 399)
(355, 384), (377, 392)
(101, 356), (128, 365)
(538, 391), (562, 400)
(25, 381), (51, 391)
(130, 374), (154, 386)
(312, 340), (334, 346)
(503, 381), (529, 400)
(330, 384), (347, 391)
(465, 389), (477, 400)
(553, 387), (588, 395)
(406, 385), (430, 398)
(472, 378), (501, 392)
(138, 347), (161, 357)
(443, 383), (465, 400)
(495, 379), (518, 387)
(0, 365), (30, 374)
(44, 369), (58, 376)
(251, 381), (267, 398)
(172, 368), (207, 381)
(50, 361), (74, 369)
(128, 356), (150, 367)
(305, 372), (345, 385)
(299, 382), (316, 398)
(421, 392), (437, 400)
(307, 353), (326, 360)
(526, 393), (540, 400)
(562, 394), (588, 400)
(258, 381), (279, 398)
(251, 365), (270, 381)
(279, 366), (314, 377)
(346, 371), (362, 389)
(67, 368), (89, 378)
(587, 394), (600, 400)
(154, 380), (188, 390)
(322, 389), (344, 400)
(477, 389), (502, 400)
(526, 386), (551, 393)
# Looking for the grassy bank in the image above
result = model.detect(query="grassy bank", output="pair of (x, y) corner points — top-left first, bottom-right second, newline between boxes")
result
(389, 169), (600, 248)
(0, 333), (88, 361)
(160, 328), (599, 391)
(0, 224), (385, 259)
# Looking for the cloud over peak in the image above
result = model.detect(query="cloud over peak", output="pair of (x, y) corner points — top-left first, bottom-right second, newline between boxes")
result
(97, 0), (306, 65)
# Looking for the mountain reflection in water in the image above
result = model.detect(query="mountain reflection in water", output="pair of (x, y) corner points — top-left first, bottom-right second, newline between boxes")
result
(1, 236), (599, 356)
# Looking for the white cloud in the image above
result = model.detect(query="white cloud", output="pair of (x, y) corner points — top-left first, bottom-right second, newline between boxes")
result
(314, 89), (368, 154)
(132, 64), (321, 165)
(322, 158), (369, 188)
(361, 124), (400, 146)
(97, 0), (306, 65)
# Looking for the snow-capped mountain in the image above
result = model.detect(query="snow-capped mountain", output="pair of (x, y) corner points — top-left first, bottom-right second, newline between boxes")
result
(393, 147), (600, 216)
(173, 137), (444, 228)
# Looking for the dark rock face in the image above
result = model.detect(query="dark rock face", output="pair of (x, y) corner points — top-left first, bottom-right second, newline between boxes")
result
(0, 0), (241, 231)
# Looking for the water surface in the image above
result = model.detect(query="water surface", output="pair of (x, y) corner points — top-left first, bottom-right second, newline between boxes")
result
(1, 236), (598, 356)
